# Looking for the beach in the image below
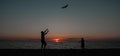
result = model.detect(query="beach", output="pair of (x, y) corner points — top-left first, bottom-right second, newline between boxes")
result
(0, 49), (120, 56)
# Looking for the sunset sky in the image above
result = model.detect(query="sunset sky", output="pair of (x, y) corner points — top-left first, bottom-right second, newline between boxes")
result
(0, 0), (120, 40)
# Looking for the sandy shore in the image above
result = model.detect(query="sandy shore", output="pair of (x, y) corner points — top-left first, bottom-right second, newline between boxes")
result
(0, 49), (120, 56)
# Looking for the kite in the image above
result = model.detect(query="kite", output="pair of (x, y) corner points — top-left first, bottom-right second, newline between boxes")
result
(61, 0), (69, 9)
(61, 4), (68, 9)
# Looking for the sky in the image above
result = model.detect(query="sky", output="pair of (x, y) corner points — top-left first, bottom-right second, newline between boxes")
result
(0, 0), (120, 40)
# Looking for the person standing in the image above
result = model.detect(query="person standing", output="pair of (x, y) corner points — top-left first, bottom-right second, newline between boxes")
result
(41, 28), (49, 49)
(81, 38), (85, 49)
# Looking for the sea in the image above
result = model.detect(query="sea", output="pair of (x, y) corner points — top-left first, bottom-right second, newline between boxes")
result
(0, 40), (120, 49)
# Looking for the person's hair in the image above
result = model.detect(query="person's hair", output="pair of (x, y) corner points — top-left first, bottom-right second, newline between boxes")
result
(41, 31), (43, 33)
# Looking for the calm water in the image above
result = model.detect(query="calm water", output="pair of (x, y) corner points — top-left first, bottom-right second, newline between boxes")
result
(0, 40), (120, 49)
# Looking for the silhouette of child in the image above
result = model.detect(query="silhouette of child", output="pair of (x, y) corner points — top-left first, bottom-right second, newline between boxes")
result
(81, 38), (85, 49)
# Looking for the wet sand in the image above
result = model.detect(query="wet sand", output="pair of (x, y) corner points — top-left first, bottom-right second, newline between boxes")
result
(0, 49), (120, 56)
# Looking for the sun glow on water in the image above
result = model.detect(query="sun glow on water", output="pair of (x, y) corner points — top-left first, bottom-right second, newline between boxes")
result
(53, 38), (60, 42)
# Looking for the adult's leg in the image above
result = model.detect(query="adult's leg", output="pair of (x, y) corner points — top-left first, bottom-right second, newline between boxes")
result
(41, 42), (44, 49)
(43, 41), (47, 49)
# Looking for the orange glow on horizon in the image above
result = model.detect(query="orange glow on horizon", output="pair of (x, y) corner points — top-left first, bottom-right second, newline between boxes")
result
(53, 38), (60, 42)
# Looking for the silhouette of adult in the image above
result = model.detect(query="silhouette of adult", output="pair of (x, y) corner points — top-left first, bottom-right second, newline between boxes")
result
(41, 28), (49, 49)
(81, 38), (85, 49)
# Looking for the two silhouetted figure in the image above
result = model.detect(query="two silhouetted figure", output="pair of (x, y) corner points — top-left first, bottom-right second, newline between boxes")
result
(41, 29), (49, 49)
(81, 38), (85, 49)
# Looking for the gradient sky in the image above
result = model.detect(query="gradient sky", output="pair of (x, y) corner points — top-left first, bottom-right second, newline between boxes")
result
(0, 0), (120, 40)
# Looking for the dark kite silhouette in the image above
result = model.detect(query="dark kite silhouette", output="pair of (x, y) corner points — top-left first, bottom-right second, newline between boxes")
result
(61, 4), (68, 9)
